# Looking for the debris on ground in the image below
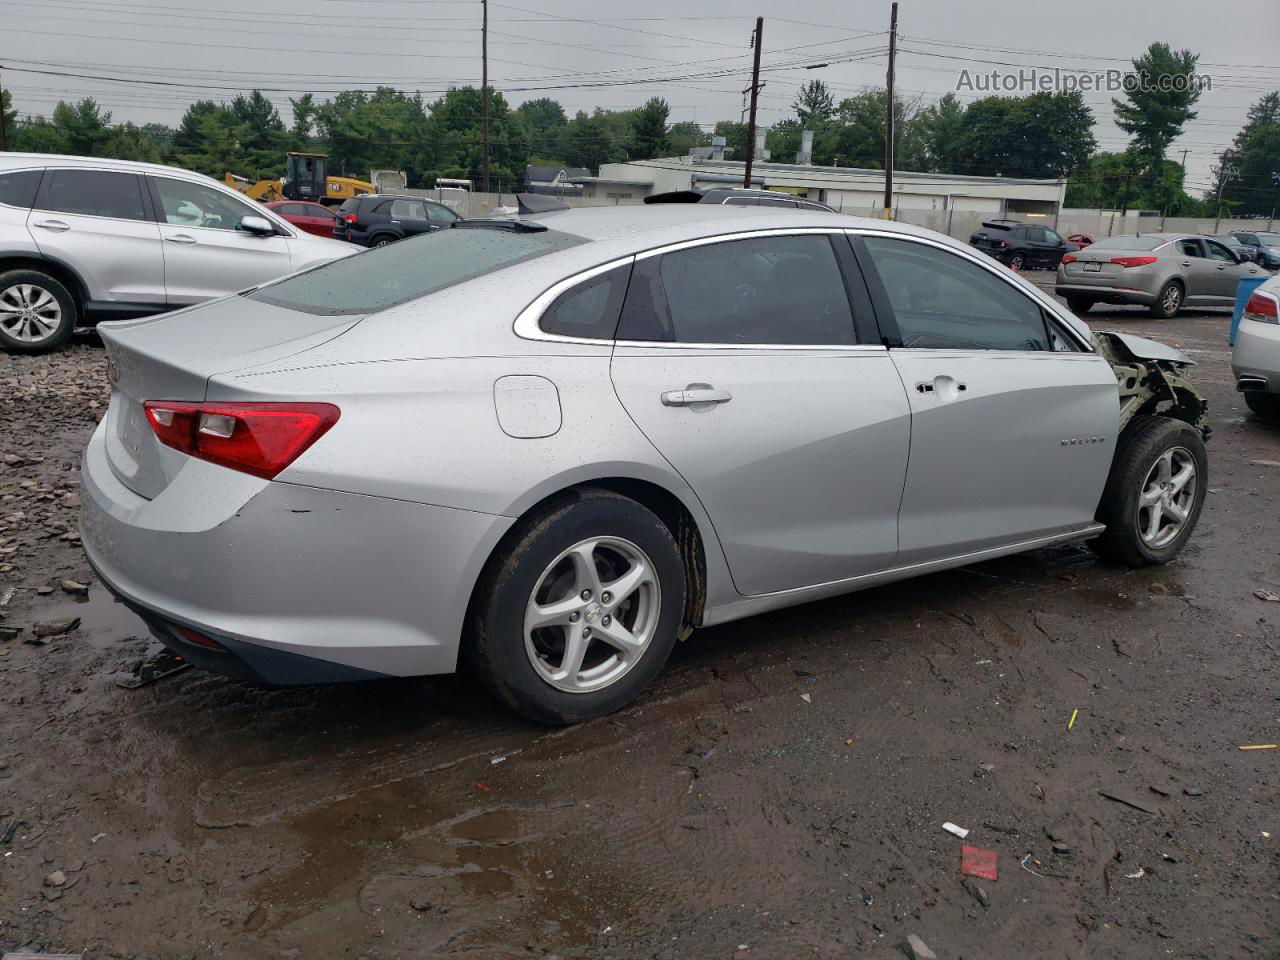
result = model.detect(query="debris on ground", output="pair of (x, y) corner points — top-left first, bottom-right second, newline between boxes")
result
(60, 579), (89, 597)
(1019, 854), (1046, 878)
(1125, 867), (1146, 879)
(44, 870), (66, 887)
(1238, 744), (1277, 751)
(0, 625), (21, 641)
(1254, 589), (1280, 602)
(962, 877), (990, 909)
(799, 693), (811, 703)
(960, 845), (999, 881)
(30, 617), (81, 638)
(1149, 784), (1172, 797)
(1099, 788), (1160, 815)
(901, 934), (937, 960)
(115, 650), (190, 689)
(1184, 786), (1204, 797)
(733, 945), (750, 960)
(942, 822), (970, 839)
(0, 586), (15, 606)
(1068, 708), (1079, 730)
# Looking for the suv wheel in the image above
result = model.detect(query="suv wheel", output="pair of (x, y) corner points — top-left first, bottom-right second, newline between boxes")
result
(369, 234), (397, 248)
(1091, 415), (1207, 566)
(467, 488), (685, 725)
(1008, 252), (1027, 270)
(0, 269), (77, 354)
(1244, 391), (1280, 420)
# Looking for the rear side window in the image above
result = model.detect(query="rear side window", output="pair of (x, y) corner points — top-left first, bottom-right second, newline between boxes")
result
(250, 227), (586, 315)
(539, 265), (630, 339)
(618, 234), (856, 346)
(0, 169), (42, 208)
(390, 199), (427, 220)
(862, 235), (1058, 351)
(39, 169), (146, 221)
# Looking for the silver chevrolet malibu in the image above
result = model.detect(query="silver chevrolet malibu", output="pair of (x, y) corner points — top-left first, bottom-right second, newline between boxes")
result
(82, 206), (1211, 724)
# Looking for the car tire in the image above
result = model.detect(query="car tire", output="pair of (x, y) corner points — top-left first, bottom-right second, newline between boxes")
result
(466, 487), (686, 725)
(1150, 280), (1183, 319)
(1065, 295), (1095, 314)
(1244, 391), (1280, 420)
(1091, 415), (1208, 567)
(0, 269), (77, 354)
(369, 234), (397, 247)
(1008, 252), (1027, 270)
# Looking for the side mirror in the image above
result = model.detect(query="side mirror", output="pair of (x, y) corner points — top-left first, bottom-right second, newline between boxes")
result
(239, 215), (275, 236)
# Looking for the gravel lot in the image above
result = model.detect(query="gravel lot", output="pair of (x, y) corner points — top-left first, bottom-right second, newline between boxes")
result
(1, 292), (1278, 960)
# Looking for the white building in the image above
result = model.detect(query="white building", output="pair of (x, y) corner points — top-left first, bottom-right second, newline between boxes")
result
(575, 156), (1067, 218)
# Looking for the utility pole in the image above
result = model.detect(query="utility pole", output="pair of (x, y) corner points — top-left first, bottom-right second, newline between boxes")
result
(742, 17), (763, 189)
(1179, 148), (1189, 170)
(0, 65), (8, 152)
(882, 2), (898, 219)
(1212, 161), (1238, 233)
(481, 0), (490, 196)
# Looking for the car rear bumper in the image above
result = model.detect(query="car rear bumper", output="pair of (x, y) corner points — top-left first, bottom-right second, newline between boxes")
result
(80, 419), (514, 682)
(1232, 317), (1280, 394)
(1055, 282), (1157, 305)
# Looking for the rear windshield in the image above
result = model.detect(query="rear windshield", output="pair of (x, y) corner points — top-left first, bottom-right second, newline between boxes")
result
(248, 226), (586, 316)
(336, 198), (357, 214)
(1090, 235), (1168, 251)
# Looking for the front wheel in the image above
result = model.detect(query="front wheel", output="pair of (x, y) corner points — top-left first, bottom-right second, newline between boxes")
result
(1091, 416), (1207, 566)
(1244, 391), (1280, 420)
(466, 488), (686, 725)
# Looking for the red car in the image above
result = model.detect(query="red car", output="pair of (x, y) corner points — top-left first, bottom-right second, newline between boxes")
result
(1066, 233), (1096, 248)
(264, 200), (340, 238)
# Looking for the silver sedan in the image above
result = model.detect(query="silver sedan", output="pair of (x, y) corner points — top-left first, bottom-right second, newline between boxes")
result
(1056, 233), (1264, 318)
(81, 206), (1211, 723)
(1232, 273), (1280, 420)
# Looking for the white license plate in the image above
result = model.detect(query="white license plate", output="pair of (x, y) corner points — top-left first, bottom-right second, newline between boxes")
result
(1084, 262), (1102, 272)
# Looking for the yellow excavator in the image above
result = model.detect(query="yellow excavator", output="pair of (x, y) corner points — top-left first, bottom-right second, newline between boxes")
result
(225, 152), (376, 207)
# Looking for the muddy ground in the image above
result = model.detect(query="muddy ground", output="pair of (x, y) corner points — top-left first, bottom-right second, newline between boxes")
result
(1, 286), (1278, 960)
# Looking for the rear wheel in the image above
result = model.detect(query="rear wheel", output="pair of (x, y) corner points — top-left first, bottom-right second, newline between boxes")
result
(369, 234), (397, 248)
(466, 488), (685, 725)
(1091, 416), (1207, 566)
(1065, 295), (1095, 314)
(1244, 391), (1280, 420)
(1008, 252), (1027, 270)
(1150, 280), (1183, 319)
(0, 269), (77, 354)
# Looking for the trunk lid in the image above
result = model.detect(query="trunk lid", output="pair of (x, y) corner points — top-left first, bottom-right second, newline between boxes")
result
(99, 297), (363, 499)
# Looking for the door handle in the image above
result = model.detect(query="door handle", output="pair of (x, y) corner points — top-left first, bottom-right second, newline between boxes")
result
(661, 386), (732, 407)
(1216, 264), (1227, 270)
(166, 234), (197, 244)
(32, 219), (70, 232)
(1180, 260), (1192, 266)
(916, 376), (967, 400)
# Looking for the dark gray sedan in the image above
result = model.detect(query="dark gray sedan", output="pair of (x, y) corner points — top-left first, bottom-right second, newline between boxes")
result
(1056, 233), (1265, 318)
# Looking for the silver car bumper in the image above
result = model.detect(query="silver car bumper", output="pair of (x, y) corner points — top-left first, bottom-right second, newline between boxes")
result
(1232, 317), (1280, 395)
(80, 419), (513, 682)
(1055, 281), (1158, 306)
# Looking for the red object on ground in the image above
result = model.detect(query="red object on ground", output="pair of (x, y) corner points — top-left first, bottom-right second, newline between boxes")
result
(960, 845), (998, 881)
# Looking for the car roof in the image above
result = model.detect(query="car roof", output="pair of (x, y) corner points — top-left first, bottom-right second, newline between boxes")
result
(0, 151), (225, 186)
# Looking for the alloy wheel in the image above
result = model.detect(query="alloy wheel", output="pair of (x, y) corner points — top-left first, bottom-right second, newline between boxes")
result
(1137, 446), (1196, 548)
(0, 284), (62, 343)
(1162, 284), (1182, 314)
(524, 536), (661, 694)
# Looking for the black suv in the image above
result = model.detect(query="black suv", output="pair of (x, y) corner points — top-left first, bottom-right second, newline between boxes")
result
(969, 220), (1071, 270)
(333, 194), (461, 247)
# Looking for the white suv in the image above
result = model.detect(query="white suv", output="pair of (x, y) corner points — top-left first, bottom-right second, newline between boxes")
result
(0, 154), (357, 353)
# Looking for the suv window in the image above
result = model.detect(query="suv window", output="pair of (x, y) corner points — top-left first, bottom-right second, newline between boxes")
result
(39, 169), (146, 221)
(539, 265), (630, 339)
(389, 199), (427, 220)
(152, 177), (265, 232)
(1044, 228), (1064, 245)
(619, 234), (856, 346)
(0, 169), (42, 208)
(425, 202), (459, 225)
(250, 227), (586, 316)
(862, 236), (1062, 351)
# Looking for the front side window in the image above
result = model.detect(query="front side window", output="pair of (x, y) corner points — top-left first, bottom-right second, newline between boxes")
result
(152, 178), (264, 232)
(1044, 228), (1064, 245)
(425, 202), (459, 225)
(618, 234), (856, 346)
(1205, 239), (1236, 262)
(0, 169), (43, 209)
(40, 169), (146, 221)
(862, 235), (1062, 352)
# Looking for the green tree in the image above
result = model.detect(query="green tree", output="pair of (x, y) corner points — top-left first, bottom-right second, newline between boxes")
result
(51, 98), (112, 156)
(766, 118), (803, 163)
(1217, 91), (1280, 216)
(793, 79), (835, 126)
(957, 91), (1095, 178)
(517, 97), (567, 161)
(712, 120), (748, 159)
(629, 97), (670, 160)
(171, 100), (240, 177)
(419, 86), (527, 186)
(228, 90), (293, 178)
(913, 93), (966, 173)
(100, 122), (162, 163)
(826, 91), (923, 169)
(12, 118), (66, 154)
(667, 120), (709, 157)
(1113, 43), (1202, 163)
(559, 110), (622, 171)
(1, 88), (15, 149)
(315, 88), (431, 184)
(289, 93), (317, 142)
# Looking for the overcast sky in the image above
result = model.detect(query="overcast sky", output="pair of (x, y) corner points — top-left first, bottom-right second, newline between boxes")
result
(3, 0), (1277, 193)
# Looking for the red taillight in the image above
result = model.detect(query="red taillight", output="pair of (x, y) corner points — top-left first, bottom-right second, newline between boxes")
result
(341, 212), (358, 223)
(143, 401), (340, 479)
(997, 240), (1008, 249)
(1244, 291), (1280, 324)
(1061, 253), (1077, 264)
(1110, 256), (1158, 268)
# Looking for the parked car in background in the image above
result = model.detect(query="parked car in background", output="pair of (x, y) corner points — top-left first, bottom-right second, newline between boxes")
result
(1229, 230), (1280, 270)
(969, 220), (1072, 270)
(1067, 232), (1096, 248)
(80, 206), (1209, 724)
(1056, 233), (1265, 317)
(0, 154), (357, 353)
(645, 187), (836, 212)
(1232, 274), (1280, 421)
(332, 193), (461, 247)
(265, 200), (340, 238)
(1210, 233), (1259, 263)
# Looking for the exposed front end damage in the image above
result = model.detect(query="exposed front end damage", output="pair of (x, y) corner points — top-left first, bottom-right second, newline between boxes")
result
(1092, 332), (1210, 439)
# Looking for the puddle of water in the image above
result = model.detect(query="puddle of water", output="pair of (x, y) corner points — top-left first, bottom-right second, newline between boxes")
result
(40, 584), (151, 651)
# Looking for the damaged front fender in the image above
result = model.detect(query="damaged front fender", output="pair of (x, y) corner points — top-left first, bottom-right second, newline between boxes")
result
(1092, 332), (1210, 438)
